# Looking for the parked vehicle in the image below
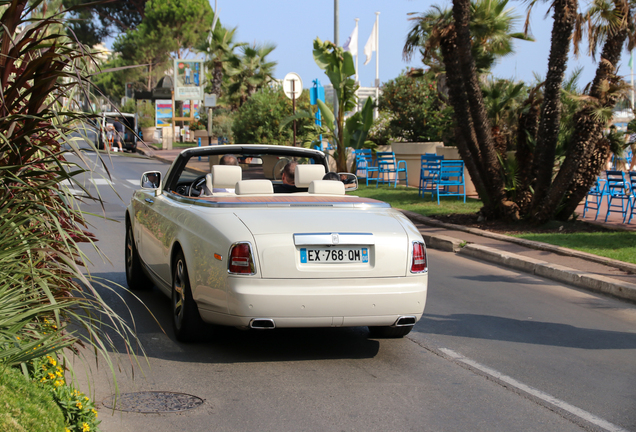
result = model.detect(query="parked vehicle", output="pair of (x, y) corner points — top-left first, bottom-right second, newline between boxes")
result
(96, 112), (138, 152)
(125, 145), (428, 341)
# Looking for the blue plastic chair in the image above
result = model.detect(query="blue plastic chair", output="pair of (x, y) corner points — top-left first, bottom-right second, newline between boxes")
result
(375, 151), (408, 188)
(433, 160), (466, 204)
(354, 149), (378, 186)
(604, 170), (630, 222)
(419, 155), (443, 197)
(582, 176), (606, 221)
(625, 172), (636, 224)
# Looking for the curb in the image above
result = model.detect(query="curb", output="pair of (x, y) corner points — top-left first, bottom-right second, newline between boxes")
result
(459, 244), (636, 302)
(400, 210), (636, 303)
(401, 210), (636, 274)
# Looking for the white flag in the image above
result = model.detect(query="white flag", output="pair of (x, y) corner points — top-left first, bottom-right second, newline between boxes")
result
(342, 25), (358, 56)
(363, 22), (377, 65)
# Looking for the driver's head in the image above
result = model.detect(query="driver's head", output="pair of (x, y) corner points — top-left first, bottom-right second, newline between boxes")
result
(220, 154), (238, 165)
(282, 161), (297, 186)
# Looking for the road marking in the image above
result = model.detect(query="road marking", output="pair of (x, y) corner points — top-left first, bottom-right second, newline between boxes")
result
(91, 179), (113, 186)
(126, 179), (139, 186)
(439, 348), (629, 432)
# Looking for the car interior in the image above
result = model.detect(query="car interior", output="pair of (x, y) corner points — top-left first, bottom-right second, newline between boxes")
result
(170, 152), (352, 198)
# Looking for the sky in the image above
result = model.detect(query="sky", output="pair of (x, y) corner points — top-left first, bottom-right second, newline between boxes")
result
(211, 0), (632, 91)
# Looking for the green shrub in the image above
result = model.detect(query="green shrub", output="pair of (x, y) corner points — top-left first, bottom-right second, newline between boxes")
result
(137, 100), (155, 128)
(27, 355), (100, 432)
(0, 3), (145, 426)
(379, 72), (455, 144)
(232, 86), (315, 146)
(0, 366), (65, 432)
(210, 108), (235, 142)
(367, 111), (394, 147)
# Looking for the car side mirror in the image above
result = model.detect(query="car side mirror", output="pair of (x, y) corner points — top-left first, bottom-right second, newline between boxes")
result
(141, 171), (161, 192)
(338, 172), (358, 191)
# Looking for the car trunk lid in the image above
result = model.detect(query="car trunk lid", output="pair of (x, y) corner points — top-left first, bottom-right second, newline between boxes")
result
(234, 207), (409, 279)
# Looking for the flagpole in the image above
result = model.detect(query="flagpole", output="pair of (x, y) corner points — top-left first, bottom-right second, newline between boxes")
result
(354, 18), (359, 84)
(374, 12), (380, 119)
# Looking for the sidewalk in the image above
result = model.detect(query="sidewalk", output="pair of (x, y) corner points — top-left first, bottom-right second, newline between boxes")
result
(140, 145), (636, 303)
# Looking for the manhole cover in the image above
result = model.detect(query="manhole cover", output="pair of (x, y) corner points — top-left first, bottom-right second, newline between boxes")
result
(102, 391), (204, 413)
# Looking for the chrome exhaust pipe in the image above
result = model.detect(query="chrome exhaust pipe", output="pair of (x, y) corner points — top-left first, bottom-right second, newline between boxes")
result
(249, 318), (276, 329)
(393, 316), (416, 327)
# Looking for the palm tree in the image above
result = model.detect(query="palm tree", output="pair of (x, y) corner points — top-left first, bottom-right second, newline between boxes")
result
(527, 0), (579, 215)
(482, 78), (526, 155)
(404, 0), (531, 73)
(224, 43), (277, 108)
(550, 0), (635, 221)
(403, 0), (532, 218)
(199, 23), (244, 99)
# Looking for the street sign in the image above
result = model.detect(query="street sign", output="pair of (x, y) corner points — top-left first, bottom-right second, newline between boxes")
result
(204, 94), (217, 107)
(283, 72), (303, 100)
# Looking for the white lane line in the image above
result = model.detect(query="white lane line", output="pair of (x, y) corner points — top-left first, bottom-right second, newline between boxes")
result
(439, 348), (629, 432)
(126, 179), (139, 186)
(91, 179), (113, 186)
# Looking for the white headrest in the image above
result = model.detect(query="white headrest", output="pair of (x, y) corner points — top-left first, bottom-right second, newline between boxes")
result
(235, 180), (274, 195)
(309, 180), (345, 195)
(295, 164), (326, 187)
(211, 165), (242, 189)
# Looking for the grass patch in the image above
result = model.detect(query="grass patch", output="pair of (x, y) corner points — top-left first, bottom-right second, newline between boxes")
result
(350, 184), (482, 217)
(0, 367), (65, 432)
(512, 231), (636, 265)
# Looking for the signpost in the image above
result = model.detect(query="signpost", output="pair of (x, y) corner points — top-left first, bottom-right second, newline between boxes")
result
(204, 94), (217, 146)
(283, 72), (303, 146)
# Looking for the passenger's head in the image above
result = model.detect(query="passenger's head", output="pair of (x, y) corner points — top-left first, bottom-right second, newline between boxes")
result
(282, 161), (298, 186)
(322, 172), (340, 181)
(220, 154), (238, 165)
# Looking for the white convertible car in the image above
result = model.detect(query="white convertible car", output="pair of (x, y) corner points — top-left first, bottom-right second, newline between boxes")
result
(125, 145), (428, 341)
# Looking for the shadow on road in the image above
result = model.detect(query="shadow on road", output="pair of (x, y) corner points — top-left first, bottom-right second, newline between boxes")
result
(85, 272), (382, 365)
(417, 313), (636, 350)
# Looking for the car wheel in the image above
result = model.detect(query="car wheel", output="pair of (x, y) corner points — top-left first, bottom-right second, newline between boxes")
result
(125, 221), (153, 290)
(368, 325), (413, 338)
(172, 251), (203, 342)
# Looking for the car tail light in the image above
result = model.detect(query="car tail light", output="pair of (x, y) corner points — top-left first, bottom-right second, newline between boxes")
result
(411, 242), (427, 273)
(228, 242), (256, 275)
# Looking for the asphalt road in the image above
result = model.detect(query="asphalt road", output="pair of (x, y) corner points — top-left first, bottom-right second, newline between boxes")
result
(66, 151), (636, 432)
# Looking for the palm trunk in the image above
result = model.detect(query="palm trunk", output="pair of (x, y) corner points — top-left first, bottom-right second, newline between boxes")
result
(451, 0), (513, 218)
(529, 0), (577, 218)
(553, 7), (629, 221)
(514, 90), (541, 214)
(439, 26), (490, 205)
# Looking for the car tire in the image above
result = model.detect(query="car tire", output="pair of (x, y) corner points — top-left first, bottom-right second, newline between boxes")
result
(125, 221), (153, 291)
(172, 251), (203, 342)
(367, 325), (413, 338)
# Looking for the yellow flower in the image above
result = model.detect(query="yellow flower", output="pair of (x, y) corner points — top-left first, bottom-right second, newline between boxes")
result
(91, 409), (97, 417)
(40, 377), (46, 383)
(15, 337), (20, 340)
(84, 396), (89, 401)
(48, 358), (56, 366)
(48, 372), (55, 379)
(82, 422), (90, 431)
(65, 428), (71, 432)
(76, 402), (83, 409)
(56, 370), (62, 377)
(54, 380), (64, 387)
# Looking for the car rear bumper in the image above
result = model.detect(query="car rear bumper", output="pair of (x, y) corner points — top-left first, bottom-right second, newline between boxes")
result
(196, 274), (427, 328)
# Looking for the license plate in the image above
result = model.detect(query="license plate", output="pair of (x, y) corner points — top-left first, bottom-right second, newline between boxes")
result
(300, 247), (369, 264)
